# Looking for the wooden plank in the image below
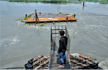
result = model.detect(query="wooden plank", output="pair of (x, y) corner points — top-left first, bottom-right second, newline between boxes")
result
(34, 58), (49, 69)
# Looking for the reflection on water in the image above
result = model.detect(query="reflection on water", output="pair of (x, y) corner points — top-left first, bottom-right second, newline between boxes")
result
(0, 1), (108, 69)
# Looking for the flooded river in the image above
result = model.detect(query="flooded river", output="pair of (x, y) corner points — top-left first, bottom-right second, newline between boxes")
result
(0, 1), (108, 69)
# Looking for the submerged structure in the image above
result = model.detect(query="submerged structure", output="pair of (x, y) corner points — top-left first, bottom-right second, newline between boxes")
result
(25, 10), (77, 24)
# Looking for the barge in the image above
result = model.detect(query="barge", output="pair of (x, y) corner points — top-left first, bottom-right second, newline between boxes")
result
(25, 10), (77, 23)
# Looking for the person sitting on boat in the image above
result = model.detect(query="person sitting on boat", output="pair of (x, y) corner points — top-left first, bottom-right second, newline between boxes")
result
(58, 30), (68, 67)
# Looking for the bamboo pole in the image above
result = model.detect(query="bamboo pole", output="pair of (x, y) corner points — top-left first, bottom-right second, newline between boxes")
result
(35, 58), (49, 69)
(33, 55), (43, 62)
(33, 57), (45, 67)
(33, 56), (49, 67)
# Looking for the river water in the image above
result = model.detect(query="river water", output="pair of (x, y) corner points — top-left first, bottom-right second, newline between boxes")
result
(0, 1), (108, 69)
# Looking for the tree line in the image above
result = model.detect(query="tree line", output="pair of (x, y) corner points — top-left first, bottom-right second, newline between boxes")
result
(8, 0), (108, 4)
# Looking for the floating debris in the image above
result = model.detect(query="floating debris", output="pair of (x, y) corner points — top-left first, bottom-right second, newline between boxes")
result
(59, 12), (62, 14)
(40, 24), (44, 27)
(72, 37), (75, 38)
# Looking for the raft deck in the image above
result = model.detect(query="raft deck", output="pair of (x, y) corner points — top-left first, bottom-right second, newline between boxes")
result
(25, 13), (77, 23)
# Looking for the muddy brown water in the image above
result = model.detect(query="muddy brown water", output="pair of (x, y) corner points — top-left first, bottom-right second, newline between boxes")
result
(0, 1), (108, 69)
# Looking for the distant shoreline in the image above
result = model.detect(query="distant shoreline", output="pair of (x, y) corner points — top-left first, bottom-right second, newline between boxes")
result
(1, 0), (108, 4)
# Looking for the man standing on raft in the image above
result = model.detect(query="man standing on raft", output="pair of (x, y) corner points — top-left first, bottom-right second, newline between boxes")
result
(58, 30), (68, 67)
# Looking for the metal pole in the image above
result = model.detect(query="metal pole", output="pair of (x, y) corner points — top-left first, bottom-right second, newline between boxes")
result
(51, 26), (52, 42)
(55, 26), (56, 36)
(35, 10), (38, 25)
(35, 10), (37, 25)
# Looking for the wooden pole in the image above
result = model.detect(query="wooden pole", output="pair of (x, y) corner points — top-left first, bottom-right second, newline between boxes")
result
(66, 17), (68, 23)
(25, 14), (27, 17)
(83, 2), (85, 7)
(83, 2), (85, 9)
(39, 12), (41, 15)
(74, 14), (76, 17)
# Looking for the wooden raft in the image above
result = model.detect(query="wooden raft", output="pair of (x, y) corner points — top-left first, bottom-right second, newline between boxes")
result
(24, 26), (102, 69)
(25, 15), (77, 23)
